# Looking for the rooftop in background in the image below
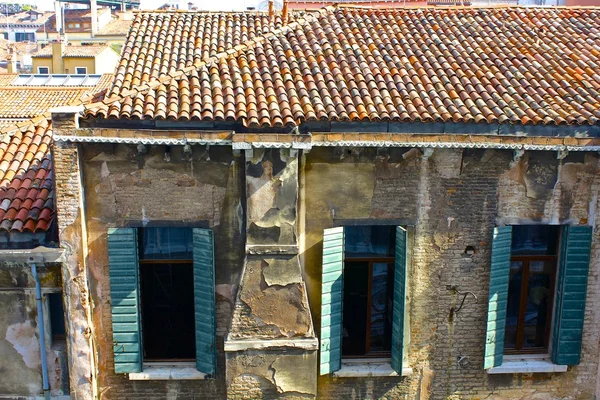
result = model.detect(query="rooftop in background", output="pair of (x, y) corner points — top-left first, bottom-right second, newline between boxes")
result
(0, 10), (54, 28)
(88, 6), (600, 128)
(96, 12), (135, 36)
(37, 8), (112, 33)
(32, 44), (115, 58)
(0, 73), (112, 119)
(55, 0), (140, 9)
(11, 74), (105, 86)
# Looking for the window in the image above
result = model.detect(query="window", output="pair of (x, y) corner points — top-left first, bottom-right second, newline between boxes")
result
(75, 67), (87, 74)
(139, 228), (195, 360)
(504, 226), (559, 353)
(343, 226), (396, 357)
(15, 32), (34, 42)
(320, 225), (407, 375)
(38, 67), (49, 74)
(48, 292), (66, 344)
(484, 225), (593, 370)
(107, 227), (216, 375)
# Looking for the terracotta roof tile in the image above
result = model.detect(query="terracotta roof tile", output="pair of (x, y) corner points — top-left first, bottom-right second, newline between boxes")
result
(0, 119), (53, 232)
(86, 6), (600, 127)
(0, 74), (114, 120)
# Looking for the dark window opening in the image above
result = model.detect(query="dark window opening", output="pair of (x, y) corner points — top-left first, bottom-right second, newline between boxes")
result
(48, 292), (66, 343)
(139, 228), (195, 361)
(504, 225), (559, 354)
(343, 226), (395, 358)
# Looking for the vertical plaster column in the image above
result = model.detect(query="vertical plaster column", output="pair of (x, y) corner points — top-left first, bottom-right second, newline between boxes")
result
(51, 108), (97, 400)
(225, 148), (317, 399)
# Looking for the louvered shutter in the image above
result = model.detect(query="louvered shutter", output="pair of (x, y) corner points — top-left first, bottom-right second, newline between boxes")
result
(551, 225), (593, 365)
(193, 228), (216, 375)
(320, 227), (344, 375)
(108, 228), (142, 374)
(391, 226), (407, 374)
(484, 226), (512, 369)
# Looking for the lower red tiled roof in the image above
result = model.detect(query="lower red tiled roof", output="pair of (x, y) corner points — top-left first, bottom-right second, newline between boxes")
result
(86, 6), (600, 127)
(0, 119), (53, 232)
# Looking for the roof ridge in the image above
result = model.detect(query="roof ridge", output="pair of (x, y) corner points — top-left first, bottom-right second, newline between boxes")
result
(85, 6), (332, 114)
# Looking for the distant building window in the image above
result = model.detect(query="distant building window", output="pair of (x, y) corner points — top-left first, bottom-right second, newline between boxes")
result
(75, 67), (87, 74)
(38, 66), (49, 74)
(67, 23), (81, 29)
(15, 32), (34, 42)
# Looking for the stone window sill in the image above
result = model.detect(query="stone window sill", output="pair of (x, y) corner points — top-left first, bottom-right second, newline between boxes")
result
(129, 363), (206, 380)
(487, 355), (567, 374)
(333, 359), (413, 378)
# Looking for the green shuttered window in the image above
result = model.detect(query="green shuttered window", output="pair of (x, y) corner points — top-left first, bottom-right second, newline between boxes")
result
(108, 228), (143, 374)
(193, 228), (217, 375)
(484, 226), (512, 369)
(319, 226), (408, 375)
(551, 226), (592, 365)
(484, 225), (592, 369)
(108, 227), (216, 375)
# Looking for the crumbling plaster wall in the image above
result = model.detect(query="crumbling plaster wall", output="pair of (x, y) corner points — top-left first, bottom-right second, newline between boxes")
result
(79, 143), (244, 399)
(302, 147), (600, 400)
(227, 148), (317, 399)
(0, 263), (67, 397)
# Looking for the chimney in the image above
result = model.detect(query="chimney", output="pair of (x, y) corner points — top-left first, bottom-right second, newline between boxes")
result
(52, 36), (65, 73)
(90, 0), (98, 36)
(282, 0), (288, 25)
(7, 47), (17, 74)
(54, 1), (63, 33)
(268, 0), (274, 22)
(188, 1), (193, 10)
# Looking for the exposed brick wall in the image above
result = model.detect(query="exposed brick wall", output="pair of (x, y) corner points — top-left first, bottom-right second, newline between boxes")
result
(302, 147), (600, 400)
(53, 140), (97, 400)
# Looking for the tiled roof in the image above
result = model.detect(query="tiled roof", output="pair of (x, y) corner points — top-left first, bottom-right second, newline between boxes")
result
(86, 6), (600, 127)
(0, 88), (92, 118)
(107, 10), (309, 95)
(0, 72), (113, 232)
(0, 74), (114, 119)
(96, 13), (134, 36)
(32, 44), (113, 58)
(0, 119), (54, 232)
(0, 11), (53, 28)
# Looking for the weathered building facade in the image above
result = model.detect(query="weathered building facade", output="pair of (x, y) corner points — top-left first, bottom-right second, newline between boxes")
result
(2, 5), (600, 400)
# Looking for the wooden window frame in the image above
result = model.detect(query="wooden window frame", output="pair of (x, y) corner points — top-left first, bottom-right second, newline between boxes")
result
(343, 256), (395, 359)
(505, 254), (557, 355)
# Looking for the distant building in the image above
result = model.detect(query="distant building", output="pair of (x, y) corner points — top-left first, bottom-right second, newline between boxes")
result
(0, 10), (53, 43)
(31, 41), (119, 74)
(36, 7), (112, 45)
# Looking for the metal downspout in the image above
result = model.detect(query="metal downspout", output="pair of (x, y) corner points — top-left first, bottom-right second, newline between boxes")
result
(30, 260), (51, 400)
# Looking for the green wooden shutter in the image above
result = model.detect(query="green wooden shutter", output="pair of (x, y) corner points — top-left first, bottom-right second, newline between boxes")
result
(391, 226), (407, 374)
(484, 226), (512, 369)
(193, 228), (216, 375)
(320, 227), (344, 375)
(551, 225), (593, 366)
(108, 228), (142, 374)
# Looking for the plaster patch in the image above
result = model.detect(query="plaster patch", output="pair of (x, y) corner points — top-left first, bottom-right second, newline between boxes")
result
(5, 320), (40, 369)
(262, 258), (302, 287)
(271, 355), (315, 395)
(100, 161), (110, 179)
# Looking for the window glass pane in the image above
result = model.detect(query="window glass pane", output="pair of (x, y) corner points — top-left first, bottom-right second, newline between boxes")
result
(369, 262), (394, 353)
(522, 260), (554, 349)
(140, 262), (195, 359)
(504, 260), (523, 350)
(511, 225), (559, 255)
(342, 261), (368, 356)
(345, 226), (396, 257)
(140, 228), (193, 260)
